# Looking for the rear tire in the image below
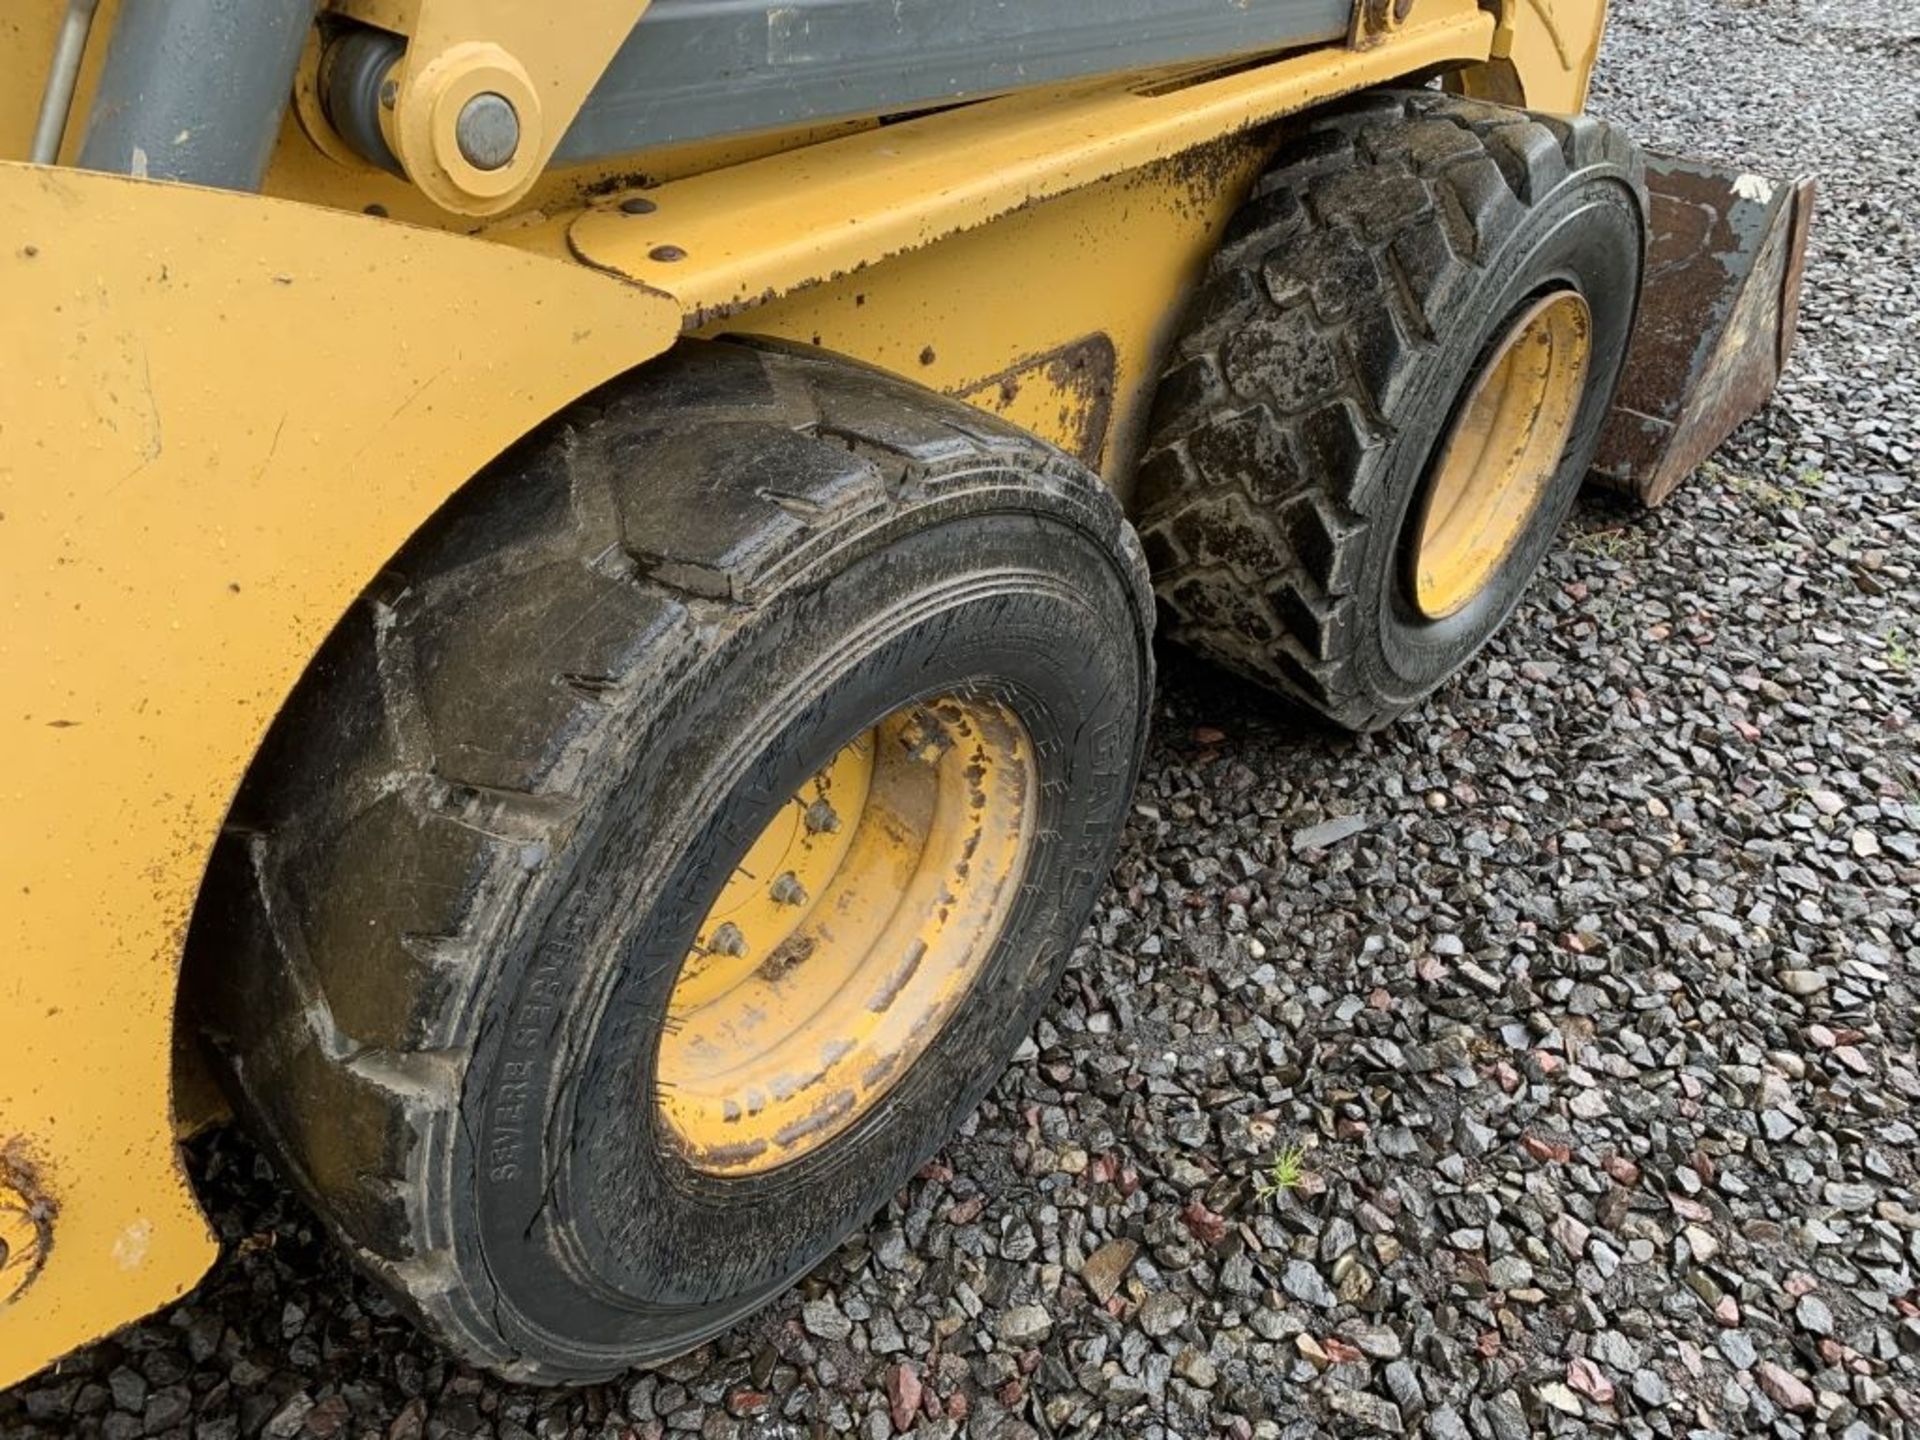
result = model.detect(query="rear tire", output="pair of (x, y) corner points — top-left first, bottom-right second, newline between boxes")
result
(1137, 89), (1646, 730)
(184, 339), (1154, 1381)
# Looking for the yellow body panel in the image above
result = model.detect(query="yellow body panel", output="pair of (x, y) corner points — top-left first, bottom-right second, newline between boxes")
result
(717, 144), (1268, 495)
(0, 162), (679, 1387)
(567, 1), (1495, 321)
(0, 0), (1615, 1387)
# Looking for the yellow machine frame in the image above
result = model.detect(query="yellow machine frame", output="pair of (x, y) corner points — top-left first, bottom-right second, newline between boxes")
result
(0, 0), (1608, 1385)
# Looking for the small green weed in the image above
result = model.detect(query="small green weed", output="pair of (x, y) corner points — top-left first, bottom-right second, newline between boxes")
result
(1570, 527), (1631, 559)
(1725, 464), (1824, 514)
(1888, 632), (1911, 674)
(1253, 1141), (1311, 1202)
(1725, 469), (1788, 509)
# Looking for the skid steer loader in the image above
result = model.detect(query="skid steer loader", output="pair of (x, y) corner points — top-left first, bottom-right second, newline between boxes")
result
(1, 0), (1810, 1386)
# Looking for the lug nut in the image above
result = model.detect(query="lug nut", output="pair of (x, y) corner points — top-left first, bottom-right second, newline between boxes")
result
(898, 708), (953, 766)
(707, 922), (747, 957)
(770, 872), (809, 907)
(803, 798), (840, 834)
(455, 91), (520, 171)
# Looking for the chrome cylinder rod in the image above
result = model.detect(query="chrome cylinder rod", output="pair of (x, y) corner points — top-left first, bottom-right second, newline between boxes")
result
(29, 0), (101, 165)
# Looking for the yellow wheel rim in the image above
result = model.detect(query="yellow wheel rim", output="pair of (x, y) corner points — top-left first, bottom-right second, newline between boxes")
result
(1413, 290), (1593, 620)
(656, 694), (1036, 1176)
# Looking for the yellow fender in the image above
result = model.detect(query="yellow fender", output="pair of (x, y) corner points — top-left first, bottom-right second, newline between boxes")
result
(0, 161), (679, 1386)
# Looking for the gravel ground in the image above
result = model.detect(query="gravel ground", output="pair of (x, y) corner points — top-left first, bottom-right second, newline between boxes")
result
(7, 2), (1918, 1436)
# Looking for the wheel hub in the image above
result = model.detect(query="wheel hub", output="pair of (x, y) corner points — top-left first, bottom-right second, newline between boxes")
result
(1412, 290), (1593, 620)
(656, 694), (1036, 1176)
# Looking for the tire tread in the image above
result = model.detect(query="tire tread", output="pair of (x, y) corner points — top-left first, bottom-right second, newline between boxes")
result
(1137, 89), (1643, 729)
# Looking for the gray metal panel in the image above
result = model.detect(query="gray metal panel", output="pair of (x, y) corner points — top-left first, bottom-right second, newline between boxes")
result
(556, 0), (1352, 164)
(78, 0), (317, 190)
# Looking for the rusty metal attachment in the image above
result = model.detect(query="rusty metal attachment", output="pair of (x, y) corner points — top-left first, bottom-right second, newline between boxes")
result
(1590, 155), (1816, 507)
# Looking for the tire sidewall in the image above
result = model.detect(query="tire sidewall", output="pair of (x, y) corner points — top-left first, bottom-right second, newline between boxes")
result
(1348, 166), (1644, 709)
(448, 498), (1149, 1371)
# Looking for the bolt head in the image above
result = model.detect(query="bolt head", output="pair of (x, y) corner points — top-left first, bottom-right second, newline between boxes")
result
(455, 91), (520, 172)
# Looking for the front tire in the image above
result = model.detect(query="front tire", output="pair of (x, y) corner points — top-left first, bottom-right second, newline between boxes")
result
(184, 339), (1154, 1381)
